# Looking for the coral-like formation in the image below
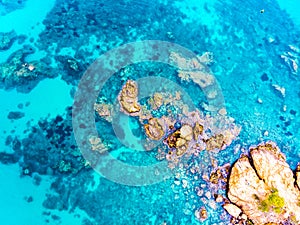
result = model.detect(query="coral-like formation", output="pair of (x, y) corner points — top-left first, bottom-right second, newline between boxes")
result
(163, 110), (240, 165)
(3, 110), (91, 176)
(227, 141), (300, 224)
(197, 52), (214, 65)
(88, 136), (108, 154)
(0, 46), (54, 92)
(118, 80), (141, 116)
(169, 51), (215, 89)
(148, 92), (164, 110)
(7, 111), (25, 120)
(0, 31), (17, 50)
(0, 1), (27, 16)
(94, 103), (113, 122)
(272, 84), (286, 98)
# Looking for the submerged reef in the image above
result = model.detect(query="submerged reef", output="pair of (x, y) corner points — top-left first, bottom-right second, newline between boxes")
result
(1, 0), (300, 223)
(0, 30), (18, 50)
(226, 141), (300, 224)
(169, 51), (214, 89)
(0, 1), (27, 16)
(0, 45), (56, 92)
(169, 50), (227, 113)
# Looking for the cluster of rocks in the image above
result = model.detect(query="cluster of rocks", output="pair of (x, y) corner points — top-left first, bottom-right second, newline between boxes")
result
(115, 79), (240, 165)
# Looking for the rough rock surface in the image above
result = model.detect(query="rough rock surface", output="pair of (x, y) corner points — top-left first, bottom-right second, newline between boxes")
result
(227, 141), (300, 224)
(297, 165), (300, 190)
(118, 80), (141, 116)
(223, 203), (242, 218)
(144, 118), (165, 141)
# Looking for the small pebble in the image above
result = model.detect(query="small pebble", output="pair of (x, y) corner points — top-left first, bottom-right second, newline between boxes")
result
(257, 98), (263, 104)
(205, 191), (212, 199)
(218, 108), (227, 115)
(208, 200), (217, 210)
(182, 179), (188, 188)
(283, 105), (287, 112)
(7, 111), (25, 120)
(216, 195), (223, 203)
(241, 214), (247, 220)
(174, 180), (180, 186)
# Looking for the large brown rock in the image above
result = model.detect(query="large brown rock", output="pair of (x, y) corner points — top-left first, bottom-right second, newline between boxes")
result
(227, 141), (300, 224)
(296, 164), (300, 190)
(118, 80), (141, 116)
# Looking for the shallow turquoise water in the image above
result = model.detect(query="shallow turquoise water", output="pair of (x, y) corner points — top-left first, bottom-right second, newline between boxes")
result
(0, 0), (300, 224)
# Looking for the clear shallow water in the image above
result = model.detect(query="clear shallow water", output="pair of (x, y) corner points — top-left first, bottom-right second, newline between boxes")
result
(0, 0), (300, 224)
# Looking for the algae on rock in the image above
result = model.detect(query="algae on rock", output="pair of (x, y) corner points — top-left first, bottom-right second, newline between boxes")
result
(227, 141), (300, 224)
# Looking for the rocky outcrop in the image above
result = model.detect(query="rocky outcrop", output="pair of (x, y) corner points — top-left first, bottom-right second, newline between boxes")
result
(227, 141), (300, 224)
(144, 118), (165, 141)
(165, 124), (193, 156)
(94, 103), (113, 122)
(118, 80), (141, 116)
(297, 165), (300, 190)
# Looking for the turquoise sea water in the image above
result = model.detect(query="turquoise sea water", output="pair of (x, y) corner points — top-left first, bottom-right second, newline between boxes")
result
(0, 0), (300, 224)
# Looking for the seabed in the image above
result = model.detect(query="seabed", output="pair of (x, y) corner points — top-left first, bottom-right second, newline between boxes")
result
(0, 0), (300, 224)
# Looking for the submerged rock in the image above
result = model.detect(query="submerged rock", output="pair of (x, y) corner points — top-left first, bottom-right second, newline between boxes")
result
(7, 111), (25, 120)
(94, 103), (113, 122)
(194, 206), (208, 222)
(0, 31), (17, 50)
(227, 141), (300, 224)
